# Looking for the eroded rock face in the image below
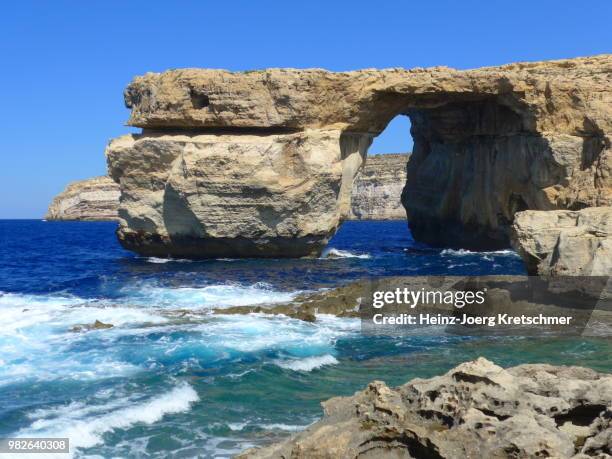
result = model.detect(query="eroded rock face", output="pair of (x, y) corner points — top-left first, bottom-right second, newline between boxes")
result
(108, 55), (612, 257)
(349, 153), (408, 220)
(46, 158), (408, 223)
(238, 358), (612, 459)
(511, 207), (612, 276)
(403, 102), (610, 249)
(106, 130), (369, 257)
(45, 176), (120, 221)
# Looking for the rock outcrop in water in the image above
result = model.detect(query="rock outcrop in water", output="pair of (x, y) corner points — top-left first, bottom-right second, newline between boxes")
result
(511, 207), (612, 276)
(45, 176), (120, 221)
(239, 358), (612, 459)
(107, 131), (368, 257)
(349, 153), (408, 220)
(107, 55), (611, 257)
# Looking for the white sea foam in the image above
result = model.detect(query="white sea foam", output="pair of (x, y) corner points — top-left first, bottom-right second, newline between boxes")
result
(440, 248), (520, 257)
(227, 421), (248, 431)
(0, 292), (167, 333)
(208, 313), (357, 353)
(16, 383), (199, 451)
(145, 257), (172, 264)
(274, 354), (339, 371)
(118, 282), (298, 309)
(0, 292), (167, 386)
(260, 423), (310, 431)
(0, 287), (352, 387)
(321, 248), (371, 259)
(227, 421), (310, 432)
(145, 256), (194, 264)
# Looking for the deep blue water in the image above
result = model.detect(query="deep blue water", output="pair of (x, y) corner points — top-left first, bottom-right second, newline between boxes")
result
(0, 220), (608, 458)
(0, 220), (525, 295)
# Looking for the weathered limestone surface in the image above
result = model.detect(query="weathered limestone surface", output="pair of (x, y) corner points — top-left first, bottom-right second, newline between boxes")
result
(239, 358), (612, 459)
(108, 55), (612, 257)
(511, 207), (612, 276)
(107, 130), (369, 257)
(46, 158), (409, 223)
(45, 176), (120, 221)
(349, 153), (408, 220)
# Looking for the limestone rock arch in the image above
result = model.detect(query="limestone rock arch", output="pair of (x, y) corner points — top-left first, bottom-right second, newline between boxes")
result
(106, 55), (611, 257)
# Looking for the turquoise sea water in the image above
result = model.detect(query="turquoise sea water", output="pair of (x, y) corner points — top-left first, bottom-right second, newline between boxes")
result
(0, 220), (610, 458)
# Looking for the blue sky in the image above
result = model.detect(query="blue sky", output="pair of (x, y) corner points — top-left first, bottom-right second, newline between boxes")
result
(1, 1), (611, 218)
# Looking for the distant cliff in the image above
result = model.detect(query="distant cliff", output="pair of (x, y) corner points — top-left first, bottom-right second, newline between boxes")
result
(45, 176), (120, 221)
(349, 153), (408, 220)
(46, 157), (409, 222)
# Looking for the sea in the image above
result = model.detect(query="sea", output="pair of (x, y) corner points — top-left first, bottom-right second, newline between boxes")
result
(0, 220), (610, 458)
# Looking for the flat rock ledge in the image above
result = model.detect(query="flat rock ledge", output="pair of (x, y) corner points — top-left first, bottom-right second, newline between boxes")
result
(238, 358), (612, 459)
(511, 207), (612, 276)
(45, 176), (120, 221)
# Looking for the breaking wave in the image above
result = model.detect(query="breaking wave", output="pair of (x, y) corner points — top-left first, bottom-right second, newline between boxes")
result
(17, 383), (199, 451)
(274, 354), (339, 372)
(321, 248), (371, 259)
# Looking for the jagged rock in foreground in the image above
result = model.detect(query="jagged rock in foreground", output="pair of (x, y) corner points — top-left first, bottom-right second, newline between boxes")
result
(349, 153), (408, 220)
(238, 358), (612, 459)
(45, 176), (120, 221)
(511, 207), (612, 276)
(108, 55), (612, 257)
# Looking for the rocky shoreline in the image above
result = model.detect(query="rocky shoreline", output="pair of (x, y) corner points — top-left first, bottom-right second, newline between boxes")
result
(214, 275), (611, 329)
(237, 358), (612, 459)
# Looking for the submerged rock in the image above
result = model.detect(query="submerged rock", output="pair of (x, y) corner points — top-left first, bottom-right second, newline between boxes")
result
(108, 55), (611, 257)
(45, 176), (120, 221)
(213, 282), (364, 321)
(511, 207), (612, 276)
(71, 320), (114, 332)
(238, 358), (612, 459)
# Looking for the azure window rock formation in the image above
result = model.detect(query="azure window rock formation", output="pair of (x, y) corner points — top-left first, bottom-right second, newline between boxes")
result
(106, 55), (612, 258)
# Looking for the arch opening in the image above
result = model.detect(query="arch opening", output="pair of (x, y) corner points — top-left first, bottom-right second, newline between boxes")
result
(349, 115), (413, 221)
(342, 95), (554, 251)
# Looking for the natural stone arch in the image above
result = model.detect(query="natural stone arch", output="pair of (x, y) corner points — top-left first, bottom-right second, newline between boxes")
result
(106, 55), (611, 258)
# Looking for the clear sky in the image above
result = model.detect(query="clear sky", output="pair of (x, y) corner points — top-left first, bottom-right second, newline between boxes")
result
(1, 1), (611, 218)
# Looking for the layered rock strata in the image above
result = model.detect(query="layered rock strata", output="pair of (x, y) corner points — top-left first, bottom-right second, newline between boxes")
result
(48, 154), (409, 223)
(107, 131), (369, 257)
(511, 207), (612, 276)
(45, 176), (120, 221)
(349, 153), (408, 220)
(239, 358), (612, 459)
(107, 55), (611, 257)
